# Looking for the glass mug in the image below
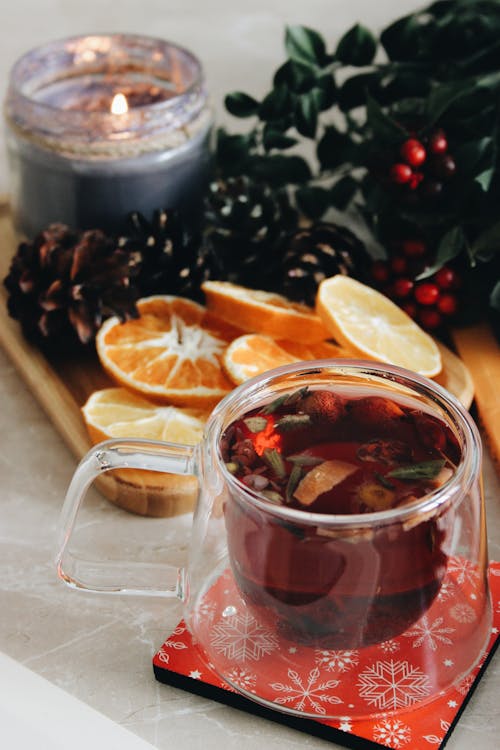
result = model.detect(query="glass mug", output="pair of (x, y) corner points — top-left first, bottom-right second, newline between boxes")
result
(57, 360), (492, 719)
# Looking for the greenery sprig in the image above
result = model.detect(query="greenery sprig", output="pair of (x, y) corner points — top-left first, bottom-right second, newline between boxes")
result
(215, 0), (500, 320)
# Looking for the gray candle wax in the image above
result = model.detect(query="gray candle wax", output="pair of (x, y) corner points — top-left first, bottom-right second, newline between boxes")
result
(5, 34), (213, 236)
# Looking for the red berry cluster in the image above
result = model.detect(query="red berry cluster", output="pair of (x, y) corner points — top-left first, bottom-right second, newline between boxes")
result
(389, 130), (456, 198)
(371, 240), (461, 330)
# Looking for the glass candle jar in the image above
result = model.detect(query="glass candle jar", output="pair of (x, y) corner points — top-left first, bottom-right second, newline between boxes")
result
(4, 34), (213, 236)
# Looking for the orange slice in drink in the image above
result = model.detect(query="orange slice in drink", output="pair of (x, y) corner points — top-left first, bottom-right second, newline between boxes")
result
(201, 280), (330, 343)
(96, 296), (239, 407)
(81, 387), (208, 517)
(316, 275), (442, 377)
(223, 333), (347, 385)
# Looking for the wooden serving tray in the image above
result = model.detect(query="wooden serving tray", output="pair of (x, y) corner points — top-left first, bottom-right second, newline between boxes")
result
(0, 199), (476, 516)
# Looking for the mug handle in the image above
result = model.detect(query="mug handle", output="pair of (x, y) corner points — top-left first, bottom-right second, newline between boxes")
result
(56, 438), (198, 598)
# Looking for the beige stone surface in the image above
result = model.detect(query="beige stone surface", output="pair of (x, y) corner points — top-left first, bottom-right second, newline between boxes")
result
(1, 2), (500, 749)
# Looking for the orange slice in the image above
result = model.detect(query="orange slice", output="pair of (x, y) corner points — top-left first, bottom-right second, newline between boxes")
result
(82, 387), (208, 444)
(96, 296), (238, 407)
(316, 275), (442, 377)
(81, 387), (208, 517)
(201, 280), (330, 343)
(222, 333), (347, 385)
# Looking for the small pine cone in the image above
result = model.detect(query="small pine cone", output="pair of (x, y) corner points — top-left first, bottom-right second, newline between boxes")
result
(277, 222), (370, 307)
(120, 209), (214, 303)
(4, 224), (138, 351)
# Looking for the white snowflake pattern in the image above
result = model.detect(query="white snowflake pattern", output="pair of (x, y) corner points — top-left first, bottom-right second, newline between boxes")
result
(436, 579), (456, 602)
(403, 615), (455, 651)
(449, 602), (477, 623)
(198, 599), (217, 623)
(456, 674), (475, 695)
(210, 611), (278, 661)
(373, 718), (411, 748)
(269, 667), (342, 715)
(378, 639), (400, 654)
(315, 648), (359, 673)
(357, 659), (431, 710)
(338, 716), (352, 732)
(225, 666), (257, 692)
(447, 558), (480, 585)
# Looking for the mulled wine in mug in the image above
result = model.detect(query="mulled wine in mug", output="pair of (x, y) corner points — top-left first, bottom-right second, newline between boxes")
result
(57, 360), (492, 719)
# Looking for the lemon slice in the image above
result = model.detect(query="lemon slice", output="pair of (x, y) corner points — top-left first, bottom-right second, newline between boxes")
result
(316, 275), (442, 378)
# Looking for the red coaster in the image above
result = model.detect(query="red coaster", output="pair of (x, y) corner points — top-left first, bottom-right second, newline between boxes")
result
(153, 562), (500, 749)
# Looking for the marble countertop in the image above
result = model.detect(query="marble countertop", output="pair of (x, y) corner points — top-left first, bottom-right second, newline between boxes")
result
(1, 2), (500, 748)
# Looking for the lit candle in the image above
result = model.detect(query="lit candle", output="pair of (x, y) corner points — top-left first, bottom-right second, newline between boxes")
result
(4, 35), (213, 236)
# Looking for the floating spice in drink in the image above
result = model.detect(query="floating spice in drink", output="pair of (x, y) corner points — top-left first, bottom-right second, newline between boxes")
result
(222, 385), (459, 648)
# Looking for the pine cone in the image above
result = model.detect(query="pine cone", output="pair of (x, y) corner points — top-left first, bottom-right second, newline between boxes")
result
(120, 209), (214, 303)
(203, 176), (298, 289)
(276, 222), (370, 307)
(4, 224), (139, 350)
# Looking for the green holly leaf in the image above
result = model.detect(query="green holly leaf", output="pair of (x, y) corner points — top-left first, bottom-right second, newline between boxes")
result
(475, 168), (495, 192)
(258, 85), (293, 122)
(329, 176), (359, 210)
(295, 186), (330, 219)
(336, 23), (377, 66)
(215, 129), (255, 175)
(285, 25), (329, 67)
(294, 90), (320, 138)
(365, 95), (407, 143)
(224, 92), (260, 118)
(273, 59), (316, 92)
(426, 80), (476, 126)
(317, 126), (351, 170)
(249, 154), (311, 187)
(417, 227), (466, 280)
(471, 220), (500, 261)
(263, 127), (298, 151)
(338, 72), (380, 112)
(380, 14), (429, 61)
(315, 75), (337, 110)
(490, 281), (500, 312)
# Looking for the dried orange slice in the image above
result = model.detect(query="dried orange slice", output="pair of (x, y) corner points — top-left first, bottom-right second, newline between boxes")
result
(81, 387), (207, 517)
(316, 276), (442, 377)
(201, 280), (329, 343)
(96, 296), (238, 407)
(82, 387), (208, 444)
(223, 333), (347, 385)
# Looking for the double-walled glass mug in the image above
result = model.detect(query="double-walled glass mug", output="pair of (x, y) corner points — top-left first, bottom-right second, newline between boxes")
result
(57, 360), (492, 719)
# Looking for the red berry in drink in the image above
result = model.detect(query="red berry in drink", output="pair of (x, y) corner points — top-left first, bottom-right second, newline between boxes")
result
(393, 278), (414, 298)
(415, 282), (439, 306)
(435, 266), (460, 290)
(437, 293), (458, 316)
(418, 308), (442, 329)
(402, 239), (427, 258)
(400, 138), (426, 167)
(390, 255), (407, 275)
(429, 131), (448, 154)
(371, 260), (390, 284)
(390, 163), (412, 184)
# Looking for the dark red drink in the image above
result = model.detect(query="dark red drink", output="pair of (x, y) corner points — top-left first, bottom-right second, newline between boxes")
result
(222, 386), (459, 648)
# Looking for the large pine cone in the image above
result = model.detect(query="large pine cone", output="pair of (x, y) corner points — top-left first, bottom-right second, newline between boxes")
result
(202, 176), (298, 289)
(4, 224), (138, 351)
(276, 222), (370, 306)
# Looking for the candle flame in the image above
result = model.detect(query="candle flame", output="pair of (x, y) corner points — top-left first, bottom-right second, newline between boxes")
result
(111, 93), (128, 115)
